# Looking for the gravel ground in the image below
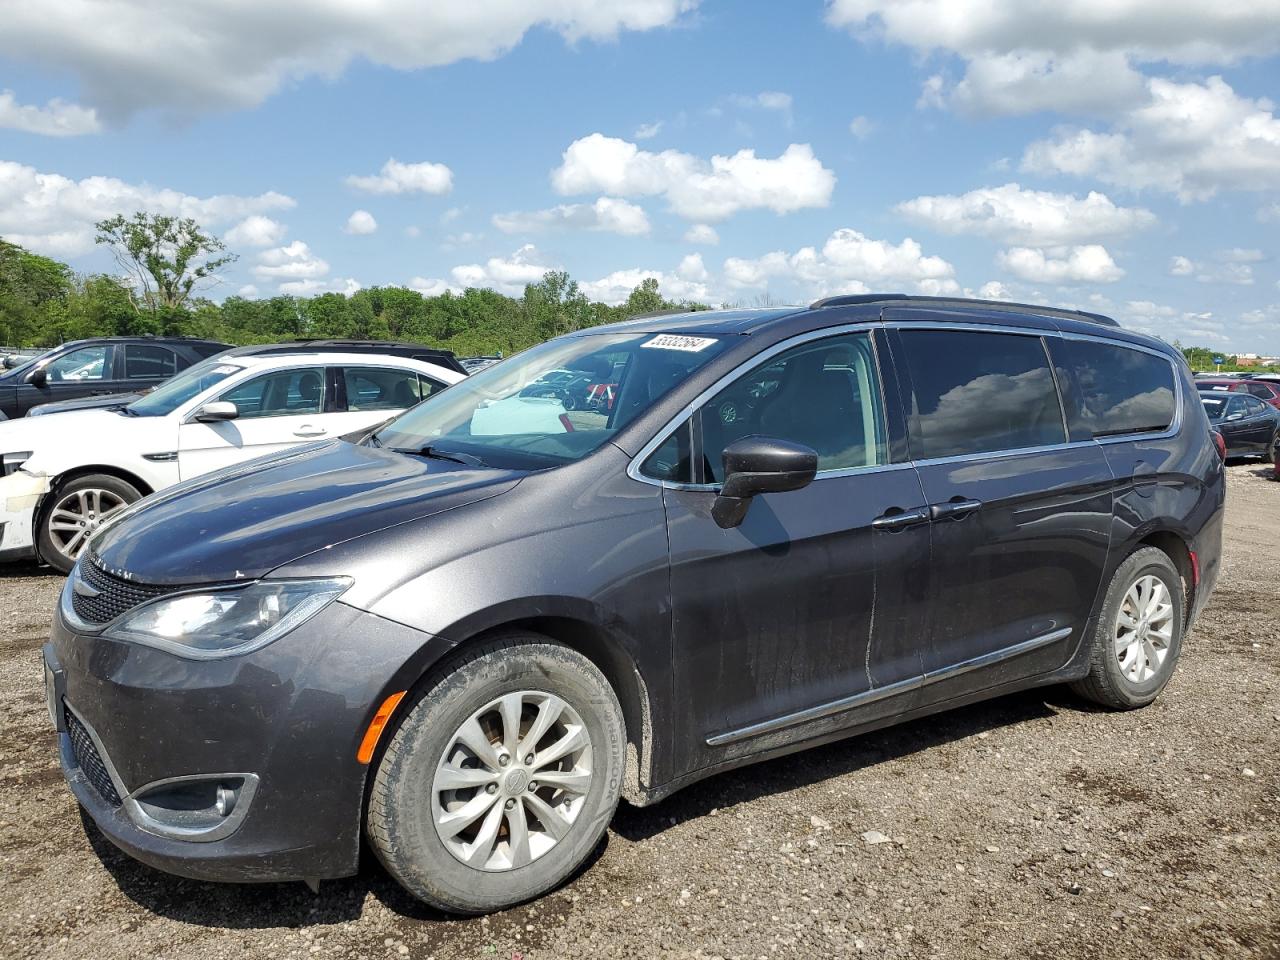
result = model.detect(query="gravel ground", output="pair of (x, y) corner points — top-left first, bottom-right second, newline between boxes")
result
(1, 463), (1276, 960)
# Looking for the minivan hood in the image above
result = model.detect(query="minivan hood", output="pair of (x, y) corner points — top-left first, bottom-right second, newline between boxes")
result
(89, 439), (522, 585)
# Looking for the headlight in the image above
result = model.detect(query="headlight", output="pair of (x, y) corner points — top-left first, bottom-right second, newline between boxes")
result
(103, 578), (351, 660)
(1, 452), (31, 476)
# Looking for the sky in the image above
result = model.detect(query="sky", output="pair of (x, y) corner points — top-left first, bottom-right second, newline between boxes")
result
(1, 0), (1279, 353)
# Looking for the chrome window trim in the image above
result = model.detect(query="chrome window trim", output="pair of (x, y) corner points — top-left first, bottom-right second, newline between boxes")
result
(626, 323), (889, 491)
(706, 626), (1072, 747)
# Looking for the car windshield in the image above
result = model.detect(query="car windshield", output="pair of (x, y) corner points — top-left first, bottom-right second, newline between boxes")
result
(373, 331), (728, 469)
(1200, 395), (1228, 419)
(125, 358), (245, 417)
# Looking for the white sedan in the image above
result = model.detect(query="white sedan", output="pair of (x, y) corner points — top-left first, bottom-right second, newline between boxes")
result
(0, 350), (464, 571)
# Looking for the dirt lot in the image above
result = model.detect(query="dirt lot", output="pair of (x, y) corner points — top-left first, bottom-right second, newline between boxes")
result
(1, 464), (1276, 960)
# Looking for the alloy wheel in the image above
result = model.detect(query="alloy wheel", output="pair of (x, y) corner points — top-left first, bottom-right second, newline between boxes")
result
(431, 691), (593, 872)
(46, 488), (128, 562)
(1114, 574), (1174, 684)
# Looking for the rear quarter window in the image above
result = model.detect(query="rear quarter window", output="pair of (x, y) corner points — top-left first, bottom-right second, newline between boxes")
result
(1053, 339), (1177, 438)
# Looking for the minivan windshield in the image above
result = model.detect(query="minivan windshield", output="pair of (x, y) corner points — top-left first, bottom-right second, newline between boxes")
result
(124, 358), (244, 417)
(373, 332), (728, 469)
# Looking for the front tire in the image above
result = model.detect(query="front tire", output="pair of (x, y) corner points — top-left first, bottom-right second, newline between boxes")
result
(367, 634), (625, 914)
(1071, 546), (1184, 709)
(37, 473), (141, 574)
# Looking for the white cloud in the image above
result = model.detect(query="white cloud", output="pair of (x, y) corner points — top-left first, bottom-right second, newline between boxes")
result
(1, 1), (696, 121)
(1168, 254), (1255, 285)
(0, 90), (100, 136)
(683, 223), (719, 245)
(408, 276), (460, 297)
(279, 277), (362, 296)
(677, 252), (708, 282)
(896, 183), (1155, 246)
(252, 240), (329, 281)
(1170, 255), (1196, 277)
(451, 244), (555, 295)
(1022, 77), (1280, 201)
(0, 160), (295, 257)
(237, 284), (260, 298)
(722, 227), (955, 297)
(848, 115), (874, 139)
(1259, 202), (1280, 223)
(977, 280), (1013, 300)
(1217, 247), (1265, 263)
(492, 196), (650, 236)
(344, 209), (378, 235)
(579, 268), (710, 306)
(551, 134), (835, 221)
(225, 215), (287, 248)
(346, 158), (453, 195)
(403, 225), (421, 238)
(732, 91), (793, 113)
(827, 1), (1280, 115)
(634, 121), (663, 140)
(996, 245), (1124, 284)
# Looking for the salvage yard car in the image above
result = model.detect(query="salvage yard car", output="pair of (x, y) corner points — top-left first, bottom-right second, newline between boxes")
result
(0, 348), (463, 571)
(1199, 389), (1280, 461)
(43, 295), (1223, 914)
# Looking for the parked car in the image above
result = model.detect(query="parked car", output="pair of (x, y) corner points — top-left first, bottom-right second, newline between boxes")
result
(1199, 389), (1280, 460)
(1193, 377), (1280, 409)
(460, 354), (504, 374)
(44, 295), (1222, 914)
(0, 350), (464, 572)
(25, 340), (466, 417)
(0, 337), (229, 419)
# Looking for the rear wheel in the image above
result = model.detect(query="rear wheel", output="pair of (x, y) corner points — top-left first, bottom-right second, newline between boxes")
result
(367, 634), (625, 914)
(1071, 546), (1184, 709)
(37, 474), (141, 574)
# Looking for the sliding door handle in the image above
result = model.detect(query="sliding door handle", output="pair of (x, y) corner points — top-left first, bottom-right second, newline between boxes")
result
(929, 498), (982, 521)
(871, 506), (930, 531)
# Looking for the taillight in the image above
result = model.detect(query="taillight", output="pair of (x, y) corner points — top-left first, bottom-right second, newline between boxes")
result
(1210, 429), (1226, 461)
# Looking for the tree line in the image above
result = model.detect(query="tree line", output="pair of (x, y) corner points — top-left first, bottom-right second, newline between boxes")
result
(0, 212), (708, 357)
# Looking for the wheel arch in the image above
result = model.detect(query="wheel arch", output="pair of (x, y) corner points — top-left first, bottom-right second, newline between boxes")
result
(33, 465), (155, 562)
(1135, 529), (1195, 622)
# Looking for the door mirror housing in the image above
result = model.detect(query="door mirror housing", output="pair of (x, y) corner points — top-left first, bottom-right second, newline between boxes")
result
(24, 366), (46, 387)
(712, 436), (818, 529)
(194, 401), (239, 422)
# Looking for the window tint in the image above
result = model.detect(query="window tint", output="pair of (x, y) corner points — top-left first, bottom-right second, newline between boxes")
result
(343, 367), (425, 411)
(1200, 394), (1227, 419)
(218, 367), (324, 419)
(640, 418), (694, 482)
(1054, 339), (1176, 438)
(124, 344), (178, 380)
(900, 330), (1065, 459)
(1225, 395), (1247, 417)
(1246, 383), (1276, 399)
(697, 332), (886, 483)
(46, 346), (108, 382)
(418, 375), (446, 399)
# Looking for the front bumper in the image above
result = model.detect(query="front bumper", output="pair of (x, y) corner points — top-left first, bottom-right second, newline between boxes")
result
(0, 470), (47, 560)
(48, 596), (451, 883)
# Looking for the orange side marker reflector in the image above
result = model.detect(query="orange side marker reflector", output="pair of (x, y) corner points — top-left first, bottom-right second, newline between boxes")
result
(357, 691), (406, 764)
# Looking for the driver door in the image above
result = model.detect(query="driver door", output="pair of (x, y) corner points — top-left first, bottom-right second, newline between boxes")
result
(178, 366), (328, 479)
(657, 330), (931, 769)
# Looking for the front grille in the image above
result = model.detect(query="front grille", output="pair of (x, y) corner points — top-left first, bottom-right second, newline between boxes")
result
(65, 706), (122, 806)
(70, 559), (174, 626)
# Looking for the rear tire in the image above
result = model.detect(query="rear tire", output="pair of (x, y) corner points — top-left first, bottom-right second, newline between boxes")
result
(1071, 546), (1184, 710)
(367, 634), (625, 914)
(37, 473), (141, 574)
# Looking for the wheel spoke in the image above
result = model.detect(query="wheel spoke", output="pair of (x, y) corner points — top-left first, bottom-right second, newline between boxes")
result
(523, 792), (573, 841)
(61, 529), (87, 556)
(50, 509), (81, 524)
(518, 694), (565, 757)
(1141, 637), (1160, 670)
(435, 765), (500, 792)
(530, 724), (588, 771)
(462, 799), (505, 867)
(1117, 609), (1140, 629)
(436, 788), (500, 840)
(497, 692), (524, 758)
(507, 799), (532, 868)
(1114, 629), (1135, 654)
(454, 716), (502, 770)
(533, 768), (592, 796)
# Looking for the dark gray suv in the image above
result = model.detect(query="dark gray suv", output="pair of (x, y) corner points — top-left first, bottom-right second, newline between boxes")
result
(44, 295), (1224, 913)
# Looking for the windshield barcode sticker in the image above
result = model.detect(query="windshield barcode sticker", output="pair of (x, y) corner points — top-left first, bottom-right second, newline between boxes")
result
(642, 334), (717, 352)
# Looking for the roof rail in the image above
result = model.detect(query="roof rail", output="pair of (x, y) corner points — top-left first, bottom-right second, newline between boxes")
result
(808, 293), (1119, 327)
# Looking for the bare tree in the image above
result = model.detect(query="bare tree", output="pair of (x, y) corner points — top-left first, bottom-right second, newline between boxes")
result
(95, 212), (236, 316)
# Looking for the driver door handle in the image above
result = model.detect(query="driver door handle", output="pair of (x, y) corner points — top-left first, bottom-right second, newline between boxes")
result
(929, 498), (982, 521)
(871, 506), (931, 531)
(293, 425), (327, 438)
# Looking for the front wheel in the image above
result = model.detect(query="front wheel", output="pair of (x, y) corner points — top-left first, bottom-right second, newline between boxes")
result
(367, 635), (625, 914)
(1071, 546), (1184, 709)
(37, 474), (141, 574)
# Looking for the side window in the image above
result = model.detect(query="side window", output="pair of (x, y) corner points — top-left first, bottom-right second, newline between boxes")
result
(124, 344), (178, 380)
(1052, 339), (1177, 439)
(419, 375), (447, 399)
(1225, 395), (1247, 417)
(45, 346), (109, 382)
(1242, 395), (1266, 415)
(900, 330), (1065, 459)
(697, 332), (886, 483)
(342, 367), (424, 411)
(217, 367), (324, 419)
(1247, 383), (1274, 399)
(640, 418), (694, 483)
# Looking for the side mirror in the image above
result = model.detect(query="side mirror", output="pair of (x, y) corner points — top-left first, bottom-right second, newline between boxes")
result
(24, 366), (46, 387)
(712, 436), (818, 529)
(194, 401), (239, 422)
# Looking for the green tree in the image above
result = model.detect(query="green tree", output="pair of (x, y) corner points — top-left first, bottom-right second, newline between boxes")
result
(95, 212), (237, 322)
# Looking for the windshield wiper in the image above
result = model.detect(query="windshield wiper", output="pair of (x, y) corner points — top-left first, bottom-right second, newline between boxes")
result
(396, 444), (486, 467)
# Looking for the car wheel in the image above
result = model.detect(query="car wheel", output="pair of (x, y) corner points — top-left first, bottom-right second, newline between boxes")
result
(367, 634), (625, 914)
(37, 473), (141, 574)
(1070, 546), (1184, 710)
